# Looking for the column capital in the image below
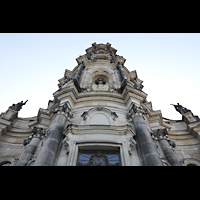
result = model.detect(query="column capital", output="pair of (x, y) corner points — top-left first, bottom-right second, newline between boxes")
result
(126, 103), (148, 120)
(23, 126), (46, 146)
(52, 102), (73, 119)
(152, 128), (176, 148)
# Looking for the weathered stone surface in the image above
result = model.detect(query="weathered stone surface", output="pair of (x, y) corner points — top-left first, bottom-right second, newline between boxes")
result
(1, 43), (200, 166)
(133, 115), (163, 166)
(159, 139), (180, 166)
(16, 137), (40, 166)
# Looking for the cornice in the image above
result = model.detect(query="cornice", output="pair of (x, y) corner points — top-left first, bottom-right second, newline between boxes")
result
(141, 103), (172, 130)
(64, 124), (135, 136)
(53, 79), (150, 110)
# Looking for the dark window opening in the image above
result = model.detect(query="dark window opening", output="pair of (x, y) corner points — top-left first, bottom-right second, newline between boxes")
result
(187, 164), (197, 166)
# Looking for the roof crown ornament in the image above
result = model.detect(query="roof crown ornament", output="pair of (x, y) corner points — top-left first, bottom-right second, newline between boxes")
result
(85, 42), (119, 63)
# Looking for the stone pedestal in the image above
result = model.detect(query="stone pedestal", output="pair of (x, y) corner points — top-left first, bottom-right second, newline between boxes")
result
(1, 109), (18, 121)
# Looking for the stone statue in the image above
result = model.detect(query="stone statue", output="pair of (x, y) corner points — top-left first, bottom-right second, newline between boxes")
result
(171, 103), (191, 115)
(94, 77), (106, 85)
(9, 100), (28, 112)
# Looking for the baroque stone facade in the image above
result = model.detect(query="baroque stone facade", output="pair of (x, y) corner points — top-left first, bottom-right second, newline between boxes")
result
(1, 42), (200, 166)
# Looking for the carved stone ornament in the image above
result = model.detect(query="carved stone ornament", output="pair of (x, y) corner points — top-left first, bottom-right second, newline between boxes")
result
(85, 43), (117, 63)
(77, 151), (120, 166)
(59, 75), (72, 88)
(94, 77), (106, 85)
(130, 77), (143, 91)
(81, 107), (118, 121)
(126, 103), (148, 120)
(9, 100), (28, 112)
(62, 136), (69, 154)
(152, 128), (176, 148)
(128, 137), (136, 155)
(23, 126), (46, 146)
(73, 61), (85, 93)
(89, 154), (109, 166)
(52, 102), (73, 119)
(116, 62), (127, 82)
(171, 103), (191, 115)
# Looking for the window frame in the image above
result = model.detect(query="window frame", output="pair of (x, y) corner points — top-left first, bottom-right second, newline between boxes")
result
(67, 142), (125, 166)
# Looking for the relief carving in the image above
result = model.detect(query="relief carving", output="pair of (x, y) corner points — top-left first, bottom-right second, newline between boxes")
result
(152, 128), (176, 148)
(62, 136), (69, 154)
(52, 102), (73, 119)
(81, 107), (118, 121)
(130, 77), (143, 91)
(23, 126), (46, 146)
(128, 137), (136, 155)
(171, 103), (191, 115)
(126, 103), (148, 120)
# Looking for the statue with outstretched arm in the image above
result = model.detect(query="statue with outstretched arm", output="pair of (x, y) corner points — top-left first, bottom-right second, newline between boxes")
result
(9, 100), (28, 111)
(170, 103), (191, 115)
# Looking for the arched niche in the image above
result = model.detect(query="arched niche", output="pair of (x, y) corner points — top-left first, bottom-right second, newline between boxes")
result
(0, 156), (16, 166)
(181, 158), (200, 166)
(81, 107), (118, 125)
(88, 112), (111, 125)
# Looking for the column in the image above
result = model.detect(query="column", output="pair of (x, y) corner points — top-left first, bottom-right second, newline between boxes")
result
(127, 103), (163, 166)
(16, 127), (45, 166)
(34, 102), (73, 166)
(153, 129), (180, 166)
(73, 61), (85, 92)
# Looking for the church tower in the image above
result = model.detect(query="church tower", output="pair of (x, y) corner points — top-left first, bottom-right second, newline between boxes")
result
(1, 43), (200, 166)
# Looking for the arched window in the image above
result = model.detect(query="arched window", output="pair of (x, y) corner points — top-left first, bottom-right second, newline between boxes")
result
(77, 147), (121, 166)
(0, 162), (11, 166)
(187, 164), (197, 166)
(181, 158), (200, 166)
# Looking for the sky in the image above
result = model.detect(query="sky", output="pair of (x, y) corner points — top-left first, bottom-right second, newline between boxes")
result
(0, 33), (200, 120)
